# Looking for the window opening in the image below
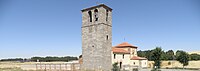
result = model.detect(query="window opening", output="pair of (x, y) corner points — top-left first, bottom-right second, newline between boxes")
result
(88, 11), (92, 22)
(94, 9), (98, 21)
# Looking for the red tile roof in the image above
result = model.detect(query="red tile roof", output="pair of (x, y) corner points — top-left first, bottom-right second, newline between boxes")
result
(130, 56), (147, 60)
(112, 47), (130, 54)
(114, 42), (138, 48)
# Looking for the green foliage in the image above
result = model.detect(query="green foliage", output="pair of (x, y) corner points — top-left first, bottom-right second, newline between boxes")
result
(176, 50), (189, 68)
(138, 49), (175, 61)
(132, 68), (138, 71)
(152, 47), (162, 69)
(190, 54), (200, 60)
(165, 50), (175, 60)
(137, 50), (154, 61)
(112, 62), (120, 71)
(0, 58), (24, 62)
(175, 50), (182, 58)
(151, 68), (161, 71)
(0, 56), (78, 62)
(137, 50), (146, 57)
(160, 51), (167, 60)
(138, 48), (200, 61)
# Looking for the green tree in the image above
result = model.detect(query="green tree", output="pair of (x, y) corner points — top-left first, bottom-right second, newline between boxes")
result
(137, 50), (154, 61)
(146, 50), (154, 61)
(175, 50), (182, 58)
(30, 56), (78, 62)
(190, 54), (200, 60)
(137, 50), (146, 57)
(176, 50), (189, 69)
(161, 51), (167, 60)
(112, 63), (120, 71)
(166, 50), (175, 60)
(152, 47), (162, 69)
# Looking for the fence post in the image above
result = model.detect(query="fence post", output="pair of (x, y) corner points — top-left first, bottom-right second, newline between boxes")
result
(71, 63), (73, 71)
(45, 64), (46, 70)
(49, 64), (50, 70)
(54, 64), (56, 70)
(65, 64), (67, 71)
(60, 64), (62, 70)
(36, 64), (37, 70)
(40, 63), (42, 70)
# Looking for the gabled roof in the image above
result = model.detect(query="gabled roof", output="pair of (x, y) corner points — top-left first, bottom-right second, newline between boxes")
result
(131, 56), (147, 60)
(114, 42), (138, 48)
(81, 4), (112, 12)
(112, 47), (130, 54)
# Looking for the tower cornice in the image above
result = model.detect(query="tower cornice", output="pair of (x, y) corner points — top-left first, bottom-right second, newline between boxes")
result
(81, 4), (112, 12)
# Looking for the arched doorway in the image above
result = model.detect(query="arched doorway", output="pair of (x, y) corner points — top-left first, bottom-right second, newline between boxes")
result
(119, 62), (122, 69)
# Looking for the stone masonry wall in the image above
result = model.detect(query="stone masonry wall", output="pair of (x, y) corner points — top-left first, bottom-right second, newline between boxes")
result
(81, 5), (112, 71)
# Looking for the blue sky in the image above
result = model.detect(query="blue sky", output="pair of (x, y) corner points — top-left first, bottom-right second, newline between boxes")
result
(0, 0), (200, 59)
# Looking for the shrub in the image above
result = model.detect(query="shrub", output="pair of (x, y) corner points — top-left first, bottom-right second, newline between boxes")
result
(151, 68), (161, 71)
(132, 68), (138, 71)
(168, 62), (171, 65)
(112, 63), (120, 71)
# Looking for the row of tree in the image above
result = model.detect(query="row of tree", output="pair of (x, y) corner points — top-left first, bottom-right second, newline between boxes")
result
(138, 47), (191, 69)
(0, 56), (78, 62)
(31, 56), (78, 62)
(137, 49), (200, 61)
(0, 58), (24, 62)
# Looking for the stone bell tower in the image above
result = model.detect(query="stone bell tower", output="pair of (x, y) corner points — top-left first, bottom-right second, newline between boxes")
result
(81, 4), (112, 71)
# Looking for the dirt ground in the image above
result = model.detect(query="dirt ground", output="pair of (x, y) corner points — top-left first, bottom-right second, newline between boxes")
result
(0, 61), (79, 71)
(1, 61), (200, 71)
(0, 61), (67, 68)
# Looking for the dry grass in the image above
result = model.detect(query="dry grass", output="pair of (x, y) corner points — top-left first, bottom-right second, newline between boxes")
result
(188, 51), (200, 55)
(148, 60), (200, 69)
(1, 61), (200, 71)
(0, 67), (23, 71)
(0, 61), (79, 71)
(0, 67), (42, 71)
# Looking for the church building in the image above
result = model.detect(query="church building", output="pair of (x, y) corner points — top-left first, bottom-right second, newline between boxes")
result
(112, 42), (148, 69)
(80, 4), (148, 71)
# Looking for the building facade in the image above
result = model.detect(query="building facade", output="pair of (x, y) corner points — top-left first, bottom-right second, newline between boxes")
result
(81, 4), (112, 71)
(112, 42), (148, 70)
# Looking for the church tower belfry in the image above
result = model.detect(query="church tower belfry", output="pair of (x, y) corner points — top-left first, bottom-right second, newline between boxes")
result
(81, 4), (112, 71)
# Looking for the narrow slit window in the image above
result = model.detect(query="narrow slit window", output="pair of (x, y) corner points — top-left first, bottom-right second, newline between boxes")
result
(88, 11), (92, 22)
(123, 54), (124, 59)
(114, 54), (116, 59)
(106, 10), (108, 21)
(106, 35), (109, 40)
